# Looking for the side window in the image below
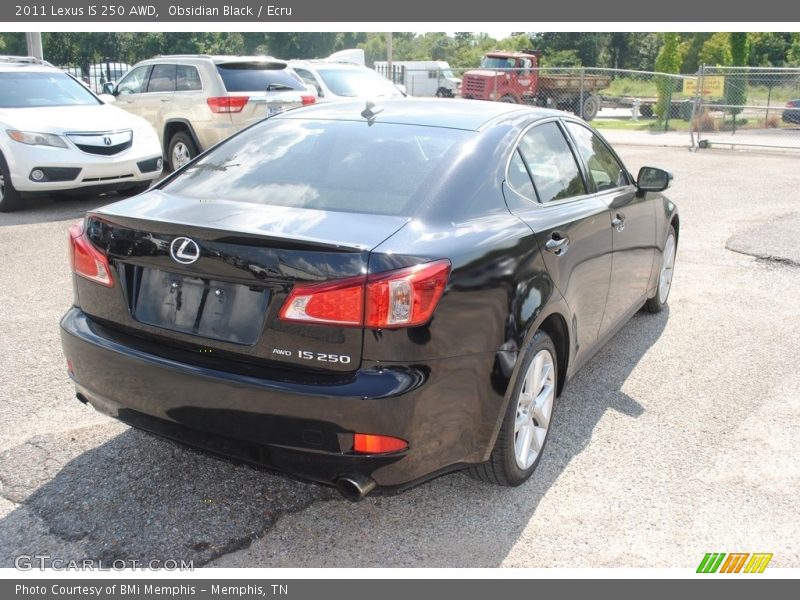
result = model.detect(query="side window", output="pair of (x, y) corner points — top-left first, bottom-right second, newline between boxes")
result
(507, 150), (536, 202)
(520, 58), (532, 77)
(176, 65), (202, 91)
(565, 122), (629, 192)
(293, 68), (317, 87)
(146, 64), (176, 93)
(517, 122), (587, 203)
(116, 65), (151, 95)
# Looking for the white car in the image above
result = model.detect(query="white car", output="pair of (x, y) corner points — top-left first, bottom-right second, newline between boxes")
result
(0, 59), (163, 212)
(288, 61), (406, 103)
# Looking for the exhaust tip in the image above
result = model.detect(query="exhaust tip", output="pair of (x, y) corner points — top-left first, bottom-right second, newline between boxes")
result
(335, 475), (377, 502)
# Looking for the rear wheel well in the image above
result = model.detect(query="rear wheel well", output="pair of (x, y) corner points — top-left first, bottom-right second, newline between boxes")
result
(538, 313), (569, 396)
(163, 122), (194, 154)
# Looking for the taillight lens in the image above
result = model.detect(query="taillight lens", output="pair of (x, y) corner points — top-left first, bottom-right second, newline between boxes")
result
(207, 96), (249, 113)
(365, 260), (450, 328)
(278, 259), (451, 329)
(279, 275), (364, 326)
(301, 95), (316, 106)
(69, 221), (113, 287)
(353, 433), (408, 454)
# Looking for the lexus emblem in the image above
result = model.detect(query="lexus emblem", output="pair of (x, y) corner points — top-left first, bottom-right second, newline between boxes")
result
(169, 237), (200, 264)
(103, 136), (112, 146)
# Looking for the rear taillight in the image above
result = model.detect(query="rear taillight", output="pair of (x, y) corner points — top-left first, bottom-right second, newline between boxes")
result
(69, 221), (113, 287)
(301, 95), (316, 106)
(279, 259), (451, 329)
(207, 96), (249, 113)
(353, 433), (408, 454)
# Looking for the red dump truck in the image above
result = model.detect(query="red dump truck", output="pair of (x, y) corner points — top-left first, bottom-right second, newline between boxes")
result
(461, 50), (610, 120)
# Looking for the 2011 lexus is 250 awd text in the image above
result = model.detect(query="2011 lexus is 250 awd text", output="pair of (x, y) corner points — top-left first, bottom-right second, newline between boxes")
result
(60, 99), (678, 500)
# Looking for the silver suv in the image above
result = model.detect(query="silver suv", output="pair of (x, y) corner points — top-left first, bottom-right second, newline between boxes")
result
(108, 55), (316, 170)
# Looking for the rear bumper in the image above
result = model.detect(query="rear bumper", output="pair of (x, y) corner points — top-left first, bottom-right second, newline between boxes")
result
(60, 308), (506, 490)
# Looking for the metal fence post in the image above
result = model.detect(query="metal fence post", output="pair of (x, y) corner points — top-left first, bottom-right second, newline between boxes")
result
(579, 67), (585, 118)
(689, 66), (703, 149)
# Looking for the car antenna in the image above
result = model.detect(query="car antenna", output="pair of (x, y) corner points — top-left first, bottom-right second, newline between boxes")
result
(361, 100), (383, 125)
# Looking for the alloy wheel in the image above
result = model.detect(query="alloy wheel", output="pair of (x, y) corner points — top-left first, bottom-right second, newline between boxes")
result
(658, 232), (676, 304)
(514, 349), (555, 470)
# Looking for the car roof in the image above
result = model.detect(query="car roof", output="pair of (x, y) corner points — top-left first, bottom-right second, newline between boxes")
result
(289, 61), (368, 70)
(276, 98), (560, 131)
(0, 62), (61, 73)
(142, 55), (287, 66)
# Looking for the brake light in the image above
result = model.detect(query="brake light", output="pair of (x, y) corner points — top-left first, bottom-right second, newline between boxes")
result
(353, 433), (408, 454)
(69, 221), (113, 287)
(279, 259), (451, 329)
(280, 275), (364, 326)
(301, 95), (316, 106)
(207, 96), (249, 113)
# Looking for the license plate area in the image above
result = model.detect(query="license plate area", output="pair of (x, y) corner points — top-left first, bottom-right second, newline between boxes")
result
(133, 268), (269, 346)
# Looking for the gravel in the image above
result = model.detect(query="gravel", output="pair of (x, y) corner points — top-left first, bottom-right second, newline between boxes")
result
(1, 144), (798, 569)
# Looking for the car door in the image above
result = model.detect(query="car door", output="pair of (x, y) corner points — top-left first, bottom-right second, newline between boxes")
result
(139, 63), (176, 136)
(113, 64), (152, 116)
(504, 119), (614, 367)
(563, 120), (656, 334)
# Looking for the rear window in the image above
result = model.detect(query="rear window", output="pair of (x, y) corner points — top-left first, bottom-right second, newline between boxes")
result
(316, 68), (403, 98)
(216, 63), (304, 92)
(161, 119), (470, 216)
(0, 71), (101, 108)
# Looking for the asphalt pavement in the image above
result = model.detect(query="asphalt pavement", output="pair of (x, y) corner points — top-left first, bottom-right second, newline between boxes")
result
(0, 142), (798, 569)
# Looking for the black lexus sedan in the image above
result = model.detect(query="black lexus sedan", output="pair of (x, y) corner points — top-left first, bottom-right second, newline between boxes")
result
(61, 99), (678, 500)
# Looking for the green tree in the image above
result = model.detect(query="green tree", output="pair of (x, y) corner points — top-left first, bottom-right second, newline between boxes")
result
(726, 32), (750, 131)
(699, 32), (732, 66)
(654, 33), (683, 121)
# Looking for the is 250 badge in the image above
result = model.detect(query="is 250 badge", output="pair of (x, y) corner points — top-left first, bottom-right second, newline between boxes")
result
(272, 348), (352, 365)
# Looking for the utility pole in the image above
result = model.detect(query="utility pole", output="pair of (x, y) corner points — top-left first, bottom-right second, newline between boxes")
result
(386, 32), (393, 82)
(25, 32), (43, 60)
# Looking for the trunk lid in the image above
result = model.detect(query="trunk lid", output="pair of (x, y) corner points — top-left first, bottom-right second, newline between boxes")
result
(80, 191), (408, 373)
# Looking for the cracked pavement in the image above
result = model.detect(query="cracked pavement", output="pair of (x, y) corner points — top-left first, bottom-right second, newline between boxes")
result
(1, 144), (798, 568)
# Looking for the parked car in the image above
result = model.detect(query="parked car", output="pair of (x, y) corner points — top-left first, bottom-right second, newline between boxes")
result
(60, 99), (678, 499)
(108, 55), (316, 171)
(289, 60), (405, 102)
(0, 58), (162, 212)
(782, 99), (800, 124)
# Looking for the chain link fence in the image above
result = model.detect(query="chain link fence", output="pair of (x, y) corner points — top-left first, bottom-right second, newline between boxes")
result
(691, 66), (800, 150)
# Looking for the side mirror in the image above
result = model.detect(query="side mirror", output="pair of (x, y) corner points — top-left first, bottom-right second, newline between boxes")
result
(102, 81), (116, 95)
(636, 166), (672, 192)
(304, 83), (321, 98)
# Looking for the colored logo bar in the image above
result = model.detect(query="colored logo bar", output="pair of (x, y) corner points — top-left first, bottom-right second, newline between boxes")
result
(697, 553), (772, 573)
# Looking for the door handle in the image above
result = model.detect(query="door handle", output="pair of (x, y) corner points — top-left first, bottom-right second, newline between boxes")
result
(544, 235), (569, 255)
(612, 213), (626, 232)
(160, 98), (170, 102)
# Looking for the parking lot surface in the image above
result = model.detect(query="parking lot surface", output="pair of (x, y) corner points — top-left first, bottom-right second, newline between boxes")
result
(1, 142), (798, 568)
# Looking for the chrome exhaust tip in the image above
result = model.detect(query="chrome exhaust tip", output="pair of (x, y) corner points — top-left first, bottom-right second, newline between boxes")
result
(335, 475), (377, 502)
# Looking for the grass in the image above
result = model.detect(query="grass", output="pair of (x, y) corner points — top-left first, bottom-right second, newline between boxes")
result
(592, 118), (692, 132)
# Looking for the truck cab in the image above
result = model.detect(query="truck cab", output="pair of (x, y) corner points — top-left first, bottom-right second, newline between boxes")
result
(461, 51), (541, 104)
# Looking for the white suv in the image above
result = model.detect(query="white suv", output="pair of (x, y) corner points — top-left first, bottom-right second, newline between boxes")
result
(0, 58), (162, 212)
(108, 55), (316, 171)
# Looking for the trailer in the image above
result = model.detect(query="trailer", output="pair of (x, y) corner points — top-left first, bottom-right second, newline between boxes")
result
(374, 60), (461, 98)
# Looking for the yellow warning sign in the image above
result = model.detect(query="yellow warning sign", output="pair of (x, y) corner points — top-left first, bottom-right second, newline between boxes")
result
(684, 76), (725, 97)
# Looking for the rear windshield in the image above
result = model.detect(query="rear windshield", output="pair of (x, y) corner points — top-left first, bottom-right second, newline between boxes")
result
(161, 119), (471, 216)
(216, 63), (305, 92)
(0, 71), (101, 108)
(317, 68), (403, 98)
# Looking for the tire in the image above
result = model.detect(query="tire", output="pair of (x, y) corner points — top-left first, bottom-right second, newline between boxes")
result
(168, 131), (198, 172)
(644, 225), (677, 313)
(581, 94), (601, 121)
(0, 152), (23, 212)
(467, 330), (558, 486)
(117, 182), (152, 197)
(500, 95), (518, 104)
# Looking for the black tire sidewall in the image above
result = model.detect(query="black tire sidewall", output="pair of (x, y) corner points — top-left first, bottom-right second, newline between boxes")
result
(500, 331), (558, 484)
(0, 151), (23, 212)
(168, 132), (197, 171)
